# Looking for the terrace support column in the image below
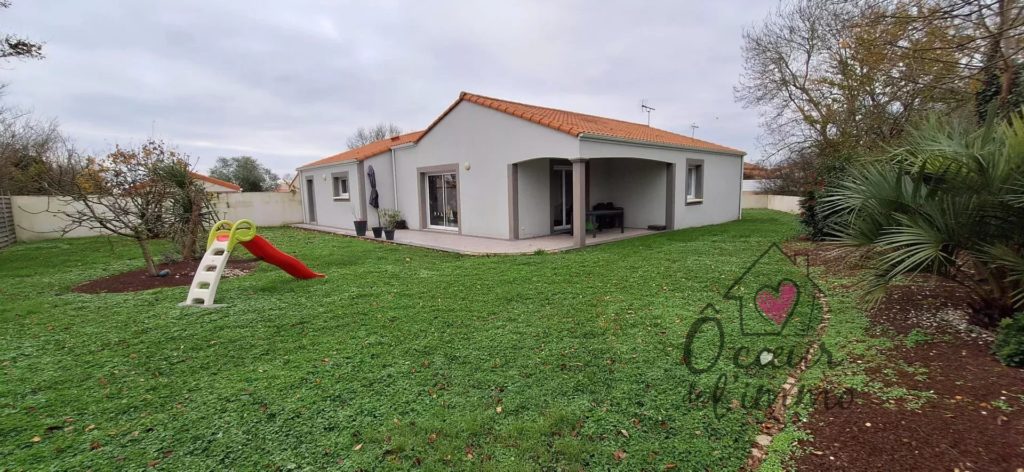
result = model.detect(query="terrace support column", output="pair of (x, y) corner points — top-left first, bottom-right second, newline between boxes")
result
(572, 158), (588, 248)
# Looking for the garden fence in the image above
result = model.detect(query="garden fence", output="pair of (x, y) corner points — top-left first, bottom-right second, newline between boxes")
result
(0, 194), (15, 249)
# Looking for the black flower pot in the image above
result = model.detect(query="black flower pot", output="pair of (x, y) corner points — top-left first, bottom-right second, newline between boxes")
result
(371, 227), (383, 238)
(384, 229), (396, 241)
(354, 220), (368, 236)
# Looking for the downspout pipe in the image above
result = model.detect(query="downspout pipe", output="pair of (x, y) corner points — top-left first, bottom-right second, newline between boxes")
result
(390, 148), (399, 206)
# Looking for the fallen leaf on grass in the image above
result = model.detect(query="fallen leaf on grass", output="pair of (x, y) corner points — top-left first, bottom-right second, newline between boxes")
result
(613, 449), (627, 461)
(85, 424), (96, 432)
(619, 429), (629, 438)
(353, 443), (363, 451)
(90, 441), (102, 450)
(495, 406), (503, 414)
(664, 463), (677, 470)
(30, 436), (42, 443)
(428, 433), (438, 444)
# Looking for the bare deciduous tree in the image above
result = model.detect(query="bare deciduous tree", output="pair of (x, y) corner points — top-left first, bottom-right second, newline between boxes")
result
(0, 101), (83, 194)
(1, 1), (43, 61)
(56, 141), (194, 275)
(736, 0), (968, 191)
(346, 122), (402, 149)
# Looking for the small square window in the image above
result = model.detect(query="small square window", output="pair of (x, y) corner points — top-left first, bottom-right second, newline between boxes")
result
(332, 174), (349, 200)
(686, 162), (703, 204)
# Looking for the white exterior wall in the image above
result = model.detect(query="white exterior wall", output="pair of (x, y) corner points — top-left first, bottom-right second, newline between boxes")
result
(394, 102), (578, 239)
(741, 192), (800, 213)
(579, 139), (742, 230)
(742, 179), (764, 192)
(516, 158), (552, 238)
(298, 161), (363, 230)
(11, 193), (301, 242)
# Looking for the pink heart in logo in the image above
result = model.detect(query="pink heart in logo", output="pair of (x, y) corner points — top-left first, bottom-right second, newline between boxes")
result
(756, 281), (798, 325)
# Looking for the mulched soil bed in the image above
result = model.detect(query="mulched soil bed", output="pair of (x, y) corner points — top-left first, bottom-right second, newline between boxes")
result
(72, 258), (258, 294)
(788, 242), (1024, 471)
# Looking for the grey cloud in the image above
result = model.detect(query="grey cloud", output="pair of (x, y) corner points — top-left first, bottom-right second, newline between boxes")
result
(3, 0), (773, 177)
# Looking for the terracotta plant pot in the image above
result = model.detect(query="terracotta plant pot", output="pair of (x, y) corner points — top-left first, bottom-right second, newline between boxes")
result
(354, 220), (368, 236)
(384, 229), (396, 241)
(371, 227), (383, 238)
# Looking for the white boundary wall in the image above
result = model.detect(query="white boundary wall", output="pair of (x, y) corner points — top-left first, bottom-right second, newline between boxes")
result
(11, 192), (301, 242)
(741, 192), (801, 214)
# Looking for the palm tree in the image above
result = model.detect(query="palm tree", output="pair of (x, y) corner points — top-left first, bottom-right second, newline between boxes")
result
(820, 111), (1024, 328)
(155, 162), (219, 260)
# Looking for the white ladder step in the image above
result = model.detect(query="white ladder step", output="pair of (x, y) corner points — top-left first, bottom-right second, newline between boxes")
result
(180, 241), (234, 308)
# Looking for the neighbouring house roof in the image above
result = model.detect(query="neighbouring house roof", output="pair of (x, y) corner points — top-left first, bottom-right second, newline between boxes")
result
(743, 162), (769, 180)
(274, 174), (299, 192)
(422, 92), (745, 155)
(298, 130), (424, 170)
(299, 92), (743, 171)
(191, 171), (241, 192)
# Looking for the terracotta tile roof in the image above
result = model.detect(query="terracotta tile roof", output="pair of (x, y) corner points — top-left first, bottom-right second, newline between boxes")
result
(422, 92), (744, 155)
(298, 131), (424, 170)
(299, 92), (742, 171)
(190, 171), (241, 191)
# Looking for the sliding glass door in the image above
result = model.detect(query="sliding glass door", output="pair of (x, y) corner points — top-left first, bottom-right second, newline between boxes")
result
(552, 165), (572, 231)
(425, 173), (458, 230)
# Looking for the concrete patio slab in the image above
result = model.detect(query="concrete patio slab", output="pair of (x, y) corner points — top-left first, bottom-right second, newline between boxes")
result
(291, 224), (656, 255)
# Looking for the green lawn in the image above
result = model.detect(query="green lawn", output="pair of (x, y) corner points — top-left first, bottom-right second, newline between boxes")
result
(0, 210), (838, 470)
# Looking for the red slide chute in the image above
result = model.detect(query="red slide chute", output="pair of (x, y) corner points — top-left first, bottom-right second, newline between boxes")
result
(239, 235), (325, 279)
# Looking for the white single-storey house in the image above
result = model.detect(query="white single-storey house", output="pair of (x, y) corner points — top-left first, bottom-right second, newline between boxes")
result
(296, 92), (745, 247)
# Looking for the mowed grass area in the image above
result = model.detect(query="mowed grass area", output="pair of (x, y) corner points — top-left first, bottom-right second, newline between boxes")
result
(1, 210), (826, 470)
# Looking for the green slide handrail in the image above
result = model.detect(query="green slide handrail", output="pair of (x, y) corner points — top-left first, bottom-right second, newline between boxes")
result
(205, 219), (258, 252)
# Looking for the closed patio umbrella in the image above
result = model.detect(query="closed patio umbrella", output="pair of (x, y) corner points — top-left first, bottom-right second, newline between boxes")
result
(367, 165), (380, 226)
(367, 165), (379, 209)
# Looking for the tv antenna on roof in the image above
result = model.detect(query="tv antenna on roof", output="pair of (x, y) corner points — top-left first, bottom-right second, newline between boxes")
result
(640, 99), (655, 126)
(689, 122), (699, 137)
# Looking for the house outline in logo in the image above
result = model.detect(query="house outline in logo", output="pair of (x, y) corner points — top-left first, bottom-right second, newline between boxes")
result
(723, 243), (823, 337)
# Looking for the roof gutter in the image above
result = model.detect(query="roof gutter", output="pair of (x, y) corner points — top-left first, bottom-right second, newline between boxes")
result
(296, 157), (364, 172)
(297, 140), (421, 173)
(577, 133), (746, 157)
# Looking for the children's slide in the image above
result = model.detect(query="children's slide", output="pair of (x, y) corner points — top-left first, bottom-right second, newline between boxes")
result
(180, 219), (323, 308)
(239, 235), (324, 279)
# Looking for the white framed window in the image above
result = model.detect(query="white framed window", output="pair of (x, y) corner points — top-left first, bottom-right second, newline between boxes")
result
(332, 172), (350, 200)
(685, 160), (703, 204)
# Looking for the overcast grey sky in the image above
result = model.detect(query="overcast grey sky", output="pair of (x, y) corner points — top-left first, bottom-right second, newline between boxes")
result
(3, 1), (775, 177)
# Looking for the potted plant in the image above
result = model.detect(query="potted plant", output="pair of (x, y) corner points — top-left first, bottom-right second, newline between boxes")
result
(380, 208), (402, 241)
(352, 209), (368, 237)
(371, 207), (384, 238)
